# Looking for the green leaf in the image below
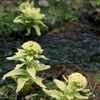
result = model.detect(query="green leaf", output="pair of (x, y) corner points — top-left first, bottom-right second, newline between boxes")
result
(35, 63), (50, 71)
(7, 49), (26, 61)
(36, 55), (49, 60)
(67, 95), (74, 100)
(40, 98), (44, 100)
(54, 79), (67, 93)
(26, 56), (33, 62)
(16, 76), (29, 92)
(26, 65), (36, 79)
(31, 60), (40, 68)
(31, 60), (50, 71)
(18, 58), (26, 63)
(15, 63), (25, 69)
(25, 27), (31, 36)
(2, 69), (27, 80)
(35, 20), (46, 27)
(33, 76), (46, 88)
(43, 89), (63, 99)
(74, 91), (88, 99)
(17, 49), (25, 53)
(25, 94), (37, 99)
(32, 25), (41, 36)
(16, 49), (26, 55)
(7, 55), (21, 61)
(62, 75), (68, 83)
(13, 16), (23, 23)
(82, 89), (90, 93)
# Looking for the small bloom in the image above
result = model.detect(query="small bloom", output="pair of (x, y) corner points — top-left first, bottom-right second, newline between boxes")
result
(68, 72), (87, 89)
(20, 1), (34, 11)
(22, 41), (43, 54)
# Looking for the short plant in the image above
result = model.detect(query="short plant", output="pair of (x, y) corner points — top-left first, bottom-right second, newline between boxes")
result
(2, 41), (50, 93)
(13, 1), (46, 36)
(43, 72), (91, 100)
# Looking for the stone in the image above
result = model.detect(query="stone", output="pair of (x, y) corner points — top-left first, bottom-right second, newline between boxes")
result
(48, 16), (56, 25)
(38, 0), (49, 7)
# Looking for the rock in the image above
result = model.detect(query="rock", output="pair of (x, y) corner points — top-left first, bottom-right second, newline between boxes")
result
(38, 0), (49, 7)
(48, 16), (56, 25)
(55, 0), (60, 2)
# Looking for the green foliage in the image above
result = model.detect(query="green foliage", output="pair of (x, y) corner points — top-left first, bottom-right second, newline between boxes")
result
(25, 93), (38, 99)
(0, 9), (21, 40)
(64, 2), (79, 22)
(0, 0), (81, 39)
(38, 0), (80, 35)
(41, 0), (79, 26)
(0, 22), (9, 39)
(0, 84), (16, 99)
(92, 0), (100, 21)
(2, 41), (50, 93)
(92, 73), (100, 81)
(13, 1), (46, 36)
(93, 0), (100, 8)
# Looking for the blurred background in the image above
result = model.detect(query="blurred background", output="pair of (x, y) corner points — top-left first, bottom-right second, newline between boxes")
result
(0, 0), (100, 39)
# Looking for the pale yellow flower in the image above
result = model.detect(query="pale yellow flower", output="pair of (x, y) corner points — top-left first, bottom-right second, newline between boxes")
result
(68, 72), (87, 89)
(22, 41), (43, 54)
(20, 1), (34, 11)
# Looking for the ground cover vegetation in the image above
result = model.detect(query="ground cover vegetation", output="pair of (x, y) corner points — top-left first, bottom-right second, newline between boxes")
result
(0, 0), (100, 100)
(0, 0), (89, 39)
(0, 0), (100, 39)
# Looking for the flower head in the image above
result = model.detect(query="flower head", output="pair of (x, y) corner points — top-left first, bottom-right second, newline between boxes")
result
(20, 1), (34, 11)
(68, 72), (87, 89)
(13, 1), (45, 36)
(22, 41), (43, 54)
(19, 1), (45, 21)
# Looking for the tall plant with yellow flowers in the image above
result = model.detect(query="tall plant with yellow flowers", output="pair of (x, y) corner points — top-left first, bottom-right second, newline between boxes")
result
(3, 41), (50, 93)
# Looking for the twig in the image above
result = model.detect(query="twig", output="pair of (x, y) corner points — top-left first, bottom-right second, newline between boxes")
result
(89, 0), (100, 16)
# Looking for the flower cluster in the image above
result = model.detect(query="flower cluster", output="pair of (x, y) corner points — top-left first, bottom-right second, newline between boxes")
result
(43, 72), (90, 100)
(19, 2), (45, 20)
(20, 1), (34, 10)
(22, 41), (43, 54)
(68, 72), (87, 89)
